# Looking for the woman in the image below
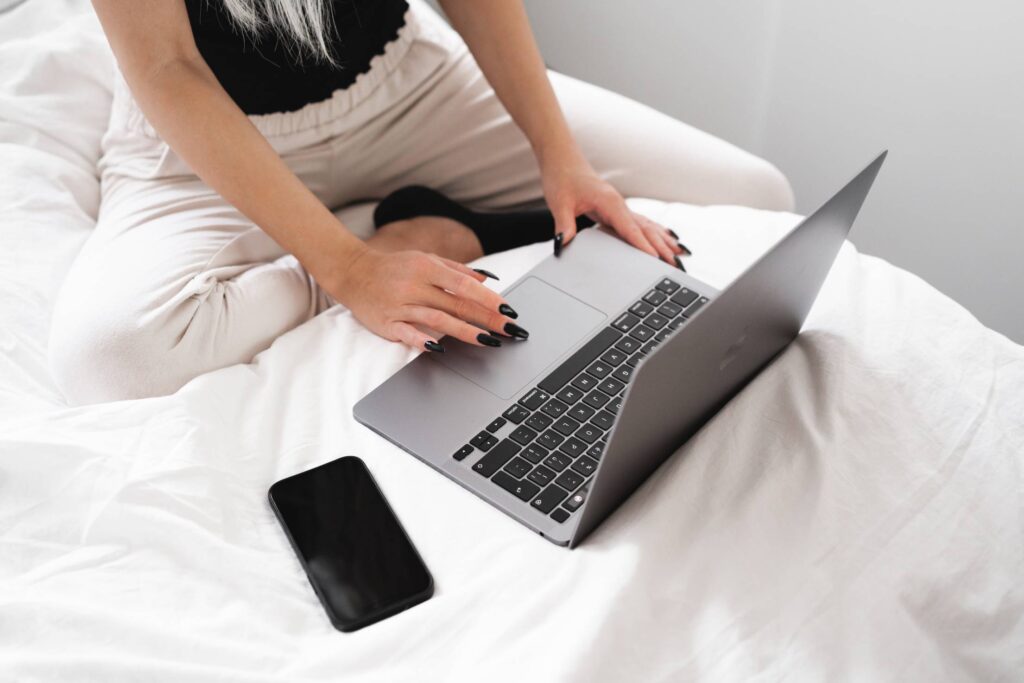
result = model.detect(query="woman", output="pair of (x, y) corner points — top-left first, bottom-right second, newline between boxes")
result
(50, 0), (793, 405)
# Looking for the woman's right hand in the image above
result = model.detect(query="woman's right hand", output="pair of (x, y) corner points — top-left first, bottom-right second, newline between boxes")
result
(330, 245), (523, 352)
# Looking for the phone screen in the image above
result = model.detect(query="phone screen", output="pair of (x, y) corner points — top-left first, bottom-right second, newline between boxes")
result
(269, 456), (433, 632)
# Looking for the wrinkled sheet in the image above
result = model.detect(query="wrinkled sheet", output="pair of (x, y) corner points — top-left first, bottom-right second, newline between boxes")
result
(1, 2), (1022, 681)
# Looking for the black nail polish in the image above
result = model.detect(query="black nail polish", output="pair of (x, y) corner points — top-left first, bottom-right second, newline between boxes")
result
(503, 322), (530, 340)
(554, 232), (563, 257)
(498, 303), (518, 319)
(424, 340), (445, 353)
(477, 333), (503, 347)
(677, 241), (692, 256)
(674, 255), (687, 272)
(667, 228), (679, 240)
(473, 268), (500, 281)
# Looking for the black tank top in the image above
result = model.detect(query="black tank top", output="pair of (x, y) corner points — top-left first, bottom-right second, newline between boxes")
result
(185, 0), (409, 115)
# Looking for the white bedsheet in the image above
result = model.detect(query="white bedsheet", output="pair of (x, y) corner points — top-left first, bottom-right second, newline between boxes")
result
(2, 3), (1023, 681)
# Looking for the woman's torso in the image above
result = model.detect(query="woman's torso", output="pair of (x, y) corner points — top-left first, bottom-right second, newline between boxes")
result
(184, 0), (410, 115)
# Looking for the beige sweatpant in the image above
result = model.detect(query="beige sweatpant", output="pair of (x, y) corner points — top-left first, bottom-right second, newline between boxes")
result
(48, 2), (793, 405)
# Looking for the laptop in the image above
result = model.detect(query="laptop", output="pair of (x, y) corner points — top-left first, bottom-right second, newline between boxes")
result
(354, 152), (886, 547)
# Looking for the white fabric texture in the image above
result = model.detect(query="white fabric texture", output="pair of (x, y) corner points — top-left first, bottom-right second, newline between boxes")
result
(2, 2), (1023, 682)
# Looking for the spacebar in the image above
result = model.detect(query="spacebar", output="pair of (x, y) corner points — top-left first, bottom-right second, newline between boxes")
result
(538, 327), (622, 393)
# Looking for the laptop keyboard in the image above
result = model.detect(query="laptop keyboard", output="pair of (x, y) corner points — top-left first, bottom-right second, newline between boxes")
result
(452, 277), (711, 524)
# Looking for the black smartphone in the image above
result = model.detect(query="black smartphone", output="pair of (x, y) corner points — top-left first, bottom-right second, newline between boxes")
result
(268, 456), (433, 632)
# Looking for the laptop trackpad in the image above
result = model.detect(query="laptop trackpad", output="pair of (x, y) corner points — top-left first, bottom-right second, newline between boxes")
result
(434, 276), (606, 399)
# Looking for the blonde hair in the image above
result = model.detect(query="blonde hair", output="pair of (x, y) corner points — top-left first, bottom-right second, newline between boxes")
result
(220, 0), (336, 63)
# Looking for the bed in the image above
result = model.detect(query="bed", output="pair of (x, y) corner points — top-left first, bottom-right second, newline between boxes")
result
(2, 2), (1023, 681)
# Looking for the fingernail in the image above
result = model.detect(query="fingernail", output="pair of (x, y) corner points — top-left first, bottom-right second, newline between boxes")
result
(477, 333), (503, 347)
(498, 303), (518, 319)
(667, 228), (679, 240)
(674, 255), (687, 272)
(554, 232), (563, 257)
(503, 322), (530, 340)
(473, 268), (500, 281)
(677, 241), (692, 256)
(424, 340), (445, 353)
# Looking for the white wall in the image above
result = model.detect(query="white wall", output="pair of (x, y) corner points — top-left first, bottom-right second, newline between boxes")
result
(521, 0), (1024, 343)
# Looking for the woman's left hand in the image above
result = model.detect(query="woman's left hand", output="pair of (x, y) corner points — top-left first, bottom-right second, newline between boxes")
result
(541, 152), (684, 265)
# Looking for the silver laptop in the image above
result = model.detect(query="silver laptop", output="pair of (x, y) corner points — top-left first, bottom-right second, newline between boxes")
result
(354, 152), (886, 547)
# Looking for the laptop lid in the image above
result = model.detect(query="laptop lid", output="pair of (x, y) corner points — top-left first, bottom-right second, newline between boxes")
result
(569, 152), (887, 547)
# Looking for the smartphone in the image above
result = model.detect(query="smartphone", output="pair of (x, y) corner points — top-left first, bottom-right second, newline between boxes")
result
(268, 456), (433, 632)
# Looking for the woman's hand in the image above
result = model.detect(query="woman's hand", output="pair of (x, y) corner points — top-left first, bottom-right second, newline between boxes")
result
(329, 245), (522, 352)
(541, 152), (684, 266)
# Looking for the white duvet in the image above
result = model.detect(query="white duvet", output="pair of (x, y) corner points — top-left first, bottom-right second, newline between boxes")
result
(2, 2), (1023, 681)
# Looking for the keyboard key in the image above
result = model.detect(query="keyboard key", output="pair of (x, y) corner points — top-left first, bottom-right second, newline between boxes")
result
(629, 324), (655, 342)
(611, 312), (641, 332)
(655, 277), (681, 294)
(615, 336), (641, 354)
(642, 289), (667, 306)
(667, 317), (684, 330)
(453, 444), (474, 461)
(571, 373), (598, 391)
(587, 441), (606, 460)
(556, 385), (584, 404)
(519, 388), (550, 411)
(509, 425), (538, 446)
(522, 444), (548, 464)
(558, 437), (586, 459)
(537, 327), (621, 393)
(641, 340), (658, 354)
(655, 330), (670, 343)
(502, 404), (531, 424)
(550, 508), (571, 523)
(562, 487), (588, 512)
(600, 348), (627, 366)
(682, 296), (709, 317)
(629, 301), (654, 317)
(625, 353), (641, 368)
(486, 417), (507, 433)
(543, 451), (573, 472)
(575, 423), (601, 443)
(531, 485), (569, 513)
(607, 397), (623, 414)
(537, 429), (565, 450)
(470, 431), (499, 451)
(613, 365), (634, 383)
(527, 464), (555, 487)
(658, 301), (683, 317)
(598, 377), (625, 396)
(645, 313), (668, 330)
(472, 439), (521, 476)
(582, 389), (611, 409)
(526, 412), (553, 432)
(503, 456), (533, 478)
(670, 287), (698, 308)
(569, 403), (596, 422)
(540, 398), (569, 419)
(571, 456), (598, 477)
(552, 416), (581, 436)
(591, 410), (615, 431)
(493, 471), (540, 502)
(585, 360), (612, 379)
(555, 470), (584, 491)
